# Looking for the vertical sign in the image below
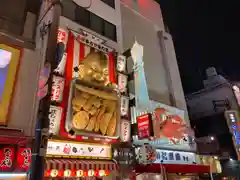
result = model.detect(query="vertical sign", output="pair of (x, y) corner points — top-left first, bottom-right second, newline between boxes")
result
(136, 113), (153, 139)
(131, 41), (150, 116)
(225, 110), (240, 160)
(16, 148), (32, 171)
(0, 147), (15, 171)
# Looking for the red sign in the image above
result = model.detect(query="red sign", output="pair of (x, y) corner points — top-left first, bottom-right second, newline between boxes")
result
(16, 148), (31, 171)
(0, 147), (14, 171)
(57, 29), (66, 43)
(136, 114), (153, 139)
(51, 75), (65, 103)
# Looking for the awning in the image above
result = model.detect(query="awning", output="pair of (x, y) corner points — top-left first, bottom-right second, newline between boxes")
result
(45, 159), (119, 171)
(136, 164), (210, 174)
(0, 128), (32, 145)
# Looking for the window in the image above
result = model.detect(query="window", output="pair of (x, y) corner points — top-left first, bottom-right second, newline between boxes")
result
(62, 0), (117, 42)
(101, 0), (115, 9)
(75, 6), (90, 28)
(90, 13), (103, 35)
(103, 20), (117, 41)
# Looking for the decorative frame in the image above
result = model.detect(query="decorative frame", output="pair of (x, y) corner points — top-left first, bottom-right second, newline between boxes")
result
(0, 44), (21, 125)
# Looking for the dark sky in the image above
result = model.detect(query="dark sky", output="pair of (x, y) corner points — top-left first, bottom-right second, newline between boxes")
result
(159, 1), (240, 94)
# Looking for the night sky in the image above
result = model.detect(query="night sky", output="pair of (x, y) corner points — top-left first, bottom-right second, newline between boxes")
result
(159, 1), (240, 94)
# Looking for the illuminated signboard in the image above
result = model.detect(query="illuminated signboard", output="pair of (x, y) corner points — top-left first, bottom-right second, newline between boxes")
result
(154, 149), (196, 165)
(226, 111), (240, 145)
(46, 140), (112, 159)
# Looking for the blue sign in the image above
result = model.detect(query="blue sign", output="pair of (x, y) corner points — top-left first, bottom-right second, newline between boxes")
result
(228, 112), (240, 145)
(154, 149), (196, 165)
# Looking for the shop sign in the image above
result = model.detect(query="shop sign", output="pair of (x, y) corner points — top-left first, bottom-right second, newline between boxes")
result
(71, 28), (112, 53)
(16, 148), (31, 171)
(46, 140), (112, 159)
(49, 105), (62, 135)
(51, 75), (65, 102)
(0, 147), (14, 171)
(225, 111), (240, 145)
(136, 114), (153, 139)
(136, 144), (156, 165)
(120, 120), (131, 142)
(112, 147), (135, 165)
(57, 29), (67, 43)
(120, 96), (129, 117)
(154, 149), (196, 165)
(118, 73), (128, 93)
(117, 55), (127, 72)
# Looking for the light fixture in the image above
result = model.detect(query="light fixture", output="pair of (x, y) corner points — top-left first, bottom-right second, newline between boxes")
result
(214, 156), (218, 160)
(0, 173), (27, 177)
(210, 136), (214, 140)
(229, 158), (233, 161)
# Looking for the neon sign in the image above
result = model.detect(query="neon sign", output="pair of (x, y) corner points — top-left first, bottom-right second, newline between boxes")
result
(227, 111), (240, 145)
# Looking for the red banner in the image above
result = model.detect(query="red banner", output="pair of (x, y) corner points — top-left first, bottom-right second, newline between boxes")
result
(16, 147), (31, 171)
(0, 146), (15, 171)
(137, 114), (153, 139)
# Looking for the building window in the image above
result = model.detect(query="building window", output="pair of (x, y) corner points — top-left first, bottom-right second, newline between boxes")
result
(75, 6), (90, 28)
(101, 0), (115, 9)
(103, 20), (117, 41)
(62, 0), (117, 42)
(90, 13), (103, 35)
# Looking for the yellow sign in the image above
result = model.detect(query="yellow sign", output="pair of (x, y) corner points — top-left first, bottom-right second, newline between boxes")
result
(0, 44), (21, 125)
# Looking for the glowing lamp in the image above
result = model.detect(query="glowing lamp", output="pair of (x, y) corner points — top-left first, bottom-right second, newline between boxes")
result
(88, 169), (95, 176)
(76, 170), (84, 177)
(98, 170), (106, 177)
(64, 169), (72, 177)
(50, 169), (58, 177)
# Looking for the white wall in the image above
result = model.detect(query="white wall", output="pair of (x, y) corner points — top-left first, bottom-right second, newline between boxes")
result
(120, 0), (189, 122)
(71, 0), (123, 52)
(8, 48), (41, 136)
(187, 84), (238, 120)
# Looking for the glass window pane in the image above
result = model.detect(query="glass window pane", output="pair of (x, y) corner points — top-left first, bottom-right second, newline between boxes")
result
(101, 0), (115, 8)
(62, 0), (76, 21)
(90, 13), (103, 35)
(74, 5), (90, 28)
(104, 21), (117, 41)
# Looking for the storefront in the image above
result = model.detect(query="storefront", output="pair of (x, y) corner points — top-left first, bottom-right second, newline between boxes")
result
(126, 41), (210, 179)
(0, 44), (33, 180)
(135, 148), (211, 180)
(0, 144), (31, 180)
(44, 139), (118, 179)
(45, 13), (131, 179)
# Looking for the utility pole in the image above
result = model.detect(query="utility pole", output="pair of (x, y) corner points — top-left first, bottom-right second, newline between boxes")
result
(30, 1), (62, 180)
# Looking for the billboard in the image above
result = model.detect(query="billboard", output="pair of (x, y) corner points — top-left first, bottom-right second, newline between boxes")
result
(133, 101), (195, 151)
(0, 45), (21, 125)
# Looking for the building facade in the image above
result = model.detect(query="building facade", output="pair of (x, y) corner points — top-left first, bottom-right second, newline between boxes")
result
(186, 67), (240, 178)
(120, 0), (188, 120)
(0, 0), (194, 179)
(0, 0), (40, 179)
